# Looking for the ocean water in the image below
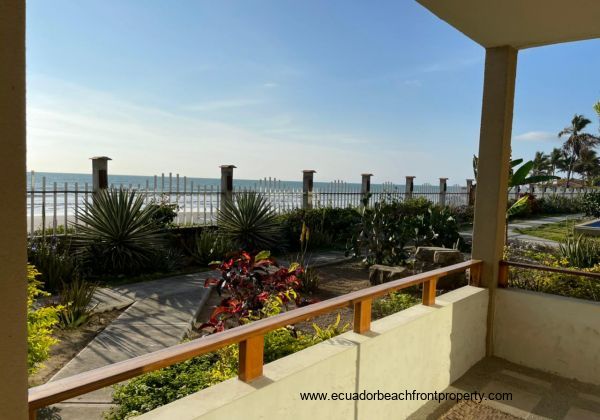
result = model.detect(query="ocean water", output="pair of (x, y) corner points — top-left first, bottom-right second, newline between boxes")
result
(25, 172), (468, 229)
(26, 171), (464, 193)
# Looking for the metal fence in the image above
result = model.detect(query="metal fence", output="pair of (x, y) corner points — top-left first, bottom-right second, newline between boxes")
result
(26, 169), (595, 236)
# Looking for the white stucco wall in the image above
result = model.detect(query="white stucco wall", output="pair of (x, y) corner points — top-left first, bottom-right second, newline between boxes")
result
(494, 288), (600, 385)
(139, 286), (488, 420)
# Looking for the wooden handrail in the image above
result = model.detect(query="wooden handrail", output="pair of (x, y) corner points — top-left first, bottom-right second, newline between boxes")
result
(28, 259), (482, 417)
(500, 260), (600, 282)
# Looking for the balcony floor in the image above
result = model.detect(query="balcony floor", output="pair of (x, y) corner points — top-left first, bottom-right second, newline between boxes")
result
(410, 357), (600, 420)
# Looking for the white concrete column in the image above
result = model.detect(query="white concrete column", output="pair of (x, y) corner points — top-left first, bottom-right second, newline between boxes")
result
(405, 176), (415, 200)
(439, 178), (448, 207)
(0, 1), (28, 418)
(91, 156), (111, 193)
(472, 46), (518, 286)
(471, 46), (517, 353)
(220, 165), (236, 204)
(302, 170), (316, 209)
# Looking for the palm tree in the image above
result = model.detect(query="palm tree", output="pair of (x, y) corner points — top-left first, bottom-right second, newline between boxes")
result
(549, 147), (567, 178)
(531, 151), (551, 176)
(574, 148), (600, 185)
(558, 114), (600, 187)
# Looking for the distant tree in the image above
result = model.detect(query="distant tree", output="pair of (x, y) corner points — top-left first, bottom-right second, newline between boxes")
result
(574, 148), (600, 185)
(549, 147), (567, 178)
(558, 114), (600, 187)
(531, 151), (551, 176)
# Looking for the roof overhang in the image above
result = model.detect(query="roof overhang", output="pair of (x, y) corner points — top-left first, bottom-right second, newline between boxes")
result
(417, 0), (600, 49)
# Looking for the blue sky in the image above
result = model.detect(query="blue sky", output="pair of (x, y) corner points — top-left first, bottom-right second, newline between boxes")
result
(26, 1), (600, 184)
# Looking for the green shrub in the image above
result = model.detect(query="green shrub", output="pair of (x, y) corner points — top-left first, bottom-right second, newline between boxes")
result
(582, 191), (600, 217)
(27, 238), (79, 293)
(299, 267), (320, 294)
(536, 195), (583, 215)
(558, 235), (600, 268)
(74, 189), (167, 276)
(106, 325), (331, 419)
(278, 207), (361, 250)
(187, 230), (231, 266)
(146, 196), (179, 228)
(152, 247), (186, 272)
(348, 198), (463, 265)
(217, 192), (281, 252)
(372, 292), (420, 319)
(27, 265), (62, 374)
(58, 276), (97, 329)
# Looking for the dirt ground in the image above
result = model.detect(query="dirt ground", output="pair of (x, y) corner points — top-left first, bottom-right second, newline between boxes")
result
(29, 309), (123, 387)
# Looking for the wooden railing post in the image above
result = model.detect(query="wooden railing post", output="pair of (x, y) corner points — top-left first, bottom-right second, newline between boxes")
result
(353, 299), (372, 333)
(498, 261), (509, 288)
(469, 263), (482, 287)
(422, 276), (438, 306)
(238, 335), (264, 382)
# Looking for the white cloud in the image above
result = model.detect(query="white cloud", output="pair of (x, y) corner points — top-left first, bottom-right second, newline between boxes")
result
(184, 98), (263, 112)
(403, 79), (422, 87)
(513, 131), (557, 142)
(27, 75), (439, 182)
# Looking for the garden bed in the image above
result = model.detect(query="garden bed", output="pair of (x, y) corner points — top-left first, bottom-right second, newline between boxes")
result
(28, 309), (124, 387)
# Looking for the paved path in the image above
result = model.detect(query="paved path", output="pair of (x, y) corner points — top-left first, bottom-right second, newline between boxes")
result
(460, 214), (583, 247)
(40, 272), (214, 420)
(38, 250), (350, 419)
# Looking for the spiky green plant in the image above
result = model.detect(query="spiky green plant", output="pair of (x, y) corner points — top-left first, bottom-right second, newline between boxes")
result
(58, 276), (97, 329)
(74, 189), (167, 275)
(217, 192), (281, 252)
(188, 230), (232, 266)
(559, 234), (600, 268)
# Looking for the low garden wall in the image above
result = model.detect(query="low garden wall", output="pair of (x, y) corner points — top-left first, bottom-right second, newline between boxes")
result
(139, 286), (488, 420)
(494, 288), (600, 385)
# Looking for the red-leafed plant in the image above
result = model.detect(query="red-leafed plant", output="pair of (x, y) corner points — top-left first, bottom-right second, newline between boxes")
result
(202, 251), (312, 332)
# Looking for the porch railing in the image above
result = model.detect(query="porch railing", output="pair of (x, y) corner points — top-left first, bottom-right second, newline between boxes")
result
(27, 259), (482, 419)
(498, 260), (600, 288)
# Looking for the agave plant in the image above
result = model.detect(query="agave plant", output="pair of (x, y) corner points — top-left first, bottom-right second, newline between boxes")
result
(74, 189), (167, 275)
(58, 276), (97, 329)
(559, 234), (600, 268)
(217, 192), (281, 252)
(188, 229), (232, 266)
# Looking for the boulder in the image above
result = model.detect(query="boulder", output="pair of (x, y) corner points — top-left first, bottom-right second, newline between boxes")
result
(414, 246), (449, 263)
(433, 249), (462, 265)
(369, 264), (410, 285)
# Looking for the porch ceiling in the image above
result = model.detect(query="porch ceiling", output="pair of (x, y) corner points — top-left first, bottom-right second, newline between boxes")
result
(417, 0), (600, 49)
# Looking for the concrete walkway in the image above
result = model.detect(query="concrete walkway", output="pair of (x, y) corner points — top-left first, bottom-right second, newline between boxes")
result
(38, 251), (350, 419)
(460, 214), (583, 247)
(40, 272), (214, 420)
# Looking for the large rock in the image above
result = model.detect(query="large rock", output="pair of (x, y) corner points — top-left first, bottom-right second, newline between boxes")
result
(415, 247), (465, 290)
(433, 249), (462, 265)
(414, 246), (449, 263)
(369, 264), (410, 285)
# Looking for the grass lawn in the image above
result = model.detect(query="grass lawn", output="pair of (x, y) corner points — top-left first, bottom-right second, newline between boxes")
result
(514, 218), (584, 242)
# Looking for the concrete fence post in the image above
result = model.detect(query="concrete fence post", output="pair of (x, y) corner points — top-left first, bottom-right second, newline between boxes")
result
(361, 173), (373, 208)
(91, 156), (111, 194)
(220, 165), (236, 206)
(302, 170), (316, 210)
(405, 176), (415, 200)
(439, 178), (448, 207)
(466, 179), (475, 206)
(529, 184), (535, 195)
